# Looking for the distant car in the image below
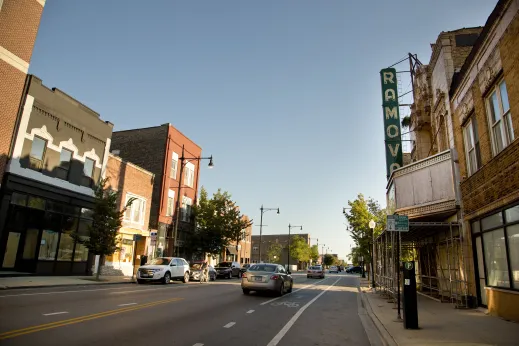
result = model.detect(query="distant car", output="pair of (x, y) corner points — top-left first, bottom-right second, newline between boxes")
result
(241, 263), (293, 296)
(239, 263), (251, 275)
(137, 257), (190, 284)
(307, 265), (325, 279)
(189, 262), (216, 281)
(346, 266), (362, 274)
(329, 265), (339, 273)
(215, 261), (241, 279)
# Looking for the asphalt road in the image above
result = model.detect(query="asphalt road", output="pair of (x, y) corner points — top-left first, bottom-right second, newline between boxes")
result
(0, 272), (377, 346)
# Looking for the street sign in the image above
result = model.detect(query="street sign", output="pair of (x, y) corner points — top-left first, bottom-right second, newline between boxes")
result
(387, 215), (409, 232)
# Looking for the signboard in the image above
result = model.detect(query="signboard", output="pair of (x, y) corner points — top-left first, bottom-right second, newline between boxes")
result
(380, 67), (403, 178)
(387, 215), (409, 232)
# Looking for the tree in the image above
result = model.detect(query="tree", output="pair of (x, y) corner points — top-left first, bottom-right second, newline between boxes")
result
(344, 194), (386, 275)
(267, 243), (283, 263)
(310, 245), (319, 263)
(72, 178), (135, 281)
(323, 254), (334, 267)
(190, 187), (252, 258)
(290, 235), (311, 267)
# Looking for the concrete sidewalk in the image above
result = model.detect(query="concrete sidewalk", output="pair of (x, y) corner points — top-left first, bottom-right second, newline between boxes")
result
(359, 279), (519, 346)
(0, 275), (135, 289)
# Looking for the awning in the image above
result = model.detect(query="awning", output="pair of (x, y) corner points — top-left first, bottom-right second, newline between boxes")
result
(226, 246), (238, 255)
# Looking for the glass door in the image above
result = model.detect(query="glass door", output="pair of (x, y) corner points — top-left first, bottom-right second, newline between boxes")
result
(2, 232), (21, 268)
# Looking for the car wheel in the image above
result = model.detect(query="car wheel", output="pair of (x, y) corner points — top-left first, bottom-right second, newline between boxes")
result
(243, 289), (250, 295)
(137, 279), (144, 284)
(228, 271), (233, 279)
(163, 272), (171, 284)
(278, 282), (285, 297)
(307, 275), (310, 279)
(287, 281), (293, 293)
(211, 273), (215, 281)
(183, 272), (189, 283)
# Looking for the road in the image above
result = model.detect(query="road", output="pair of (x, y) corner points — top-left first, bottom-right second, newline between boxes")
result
(0, 272), (378, 346)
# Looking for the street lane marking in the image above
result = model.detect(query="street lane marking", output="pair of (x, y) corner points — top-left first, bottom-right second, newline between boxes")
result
(266, 278), (341, 346)
(42, 311), (68, 316)
(223, 322), (235, 328)
(0, 297), (183, 340)
(246, 310), (254, 314)
(118, 303), (137, 306)
(260, 277), (329, 306)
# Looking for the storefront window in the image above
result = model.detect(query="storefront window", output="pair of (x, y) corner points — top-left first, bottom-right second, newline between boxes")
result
(483, 229), (510, 288)
(11, 192), (27, 206)
(39, 230), (59, 260)
(57, 233), (75, 261)
(28, 196), (46, 210)
(506, 224), (519, 289)
(74, 237), (89, 262)
(471, 221), (480, 234)
(22, 228), (39, 260)
(481, 213), (503, 230)
(505, 206), (519, 223)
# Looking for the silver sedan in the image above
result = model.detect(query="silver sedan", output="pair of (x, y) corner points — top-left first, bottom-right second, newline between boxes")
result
(241, 263), (293, 296)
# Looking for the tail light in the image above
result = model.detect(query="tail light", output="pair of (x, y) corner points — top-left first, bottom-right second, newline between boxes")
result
(270, 275), (279, 280)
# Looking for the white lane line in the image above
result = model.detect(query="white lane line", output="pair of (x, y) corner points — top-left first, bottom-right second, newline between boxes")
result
(0, 286), (134, 298)
(118, 302), (137, 307)
(260, 277), (329, 306)
(246, 309), (255, 314)
(43, 311), (69, 316)
(266, 278), (341, 346)
(223, 322), (236, 328)
(193, 344), (204, 346)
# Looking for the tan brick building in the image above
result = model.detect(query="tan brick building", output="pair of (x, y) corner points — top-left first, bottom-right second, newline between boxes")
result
(222, 215), (252, 265)
(0, 0), (45, 183)
(450, 0), (519, 322)
(104, 154), (154, 276)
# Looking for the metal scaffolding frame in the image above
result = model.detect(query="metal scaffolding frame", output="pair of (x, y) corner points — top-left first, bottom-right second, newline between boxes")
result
(374, 221), (470, 309)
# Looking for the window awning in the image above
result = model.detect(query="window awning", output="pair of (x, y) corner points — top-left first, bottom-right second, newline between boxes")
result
(226, 246), (238, 255)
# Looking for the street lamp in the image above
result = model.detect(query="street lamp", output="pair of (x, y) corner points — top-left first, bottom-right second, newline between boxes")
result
(171, 145), (214, 257)
(258, 205), (280, 262)
(288, 224), (302, 273)
(369, 219), (376, 288)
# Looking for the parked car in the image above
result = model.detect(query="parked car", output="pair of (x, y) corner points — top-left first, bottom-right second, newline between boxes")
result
(241, 263), (293, 296)
(329, 265), (339, 273)
(346, 266), (362, 274)
(189, 261), (216, 281)
(137, 257), (190, 284)
(307, 265), (325, 279)
(215, 261), (241, 279)
(239, 263), (251, 275)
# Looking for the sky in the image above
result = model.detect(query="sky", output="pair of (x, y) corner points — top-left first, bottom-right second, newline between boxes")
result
(30, 0), (497, 259)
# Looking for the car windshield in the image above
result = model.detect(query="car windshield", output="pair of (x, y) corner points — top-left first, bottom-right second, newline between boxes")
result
(249, 264), (277, 272)
(310, 266), (322, 270)
(150, 258), (170, 265)
(216, 262), (231, 267)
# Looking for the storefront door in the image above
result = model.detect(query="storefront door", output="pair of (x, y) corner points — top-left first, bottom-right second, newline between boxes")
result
(2, 232), (21, 268)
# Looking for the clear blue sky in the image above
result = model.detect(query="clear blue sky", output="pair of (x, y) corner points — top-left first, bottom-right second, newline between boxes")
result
(30, 0), (496, 259)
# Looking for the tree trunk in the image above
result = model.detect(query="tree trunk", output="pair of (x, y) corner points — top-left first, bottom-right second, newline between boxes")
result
(95, 255), (103, 281)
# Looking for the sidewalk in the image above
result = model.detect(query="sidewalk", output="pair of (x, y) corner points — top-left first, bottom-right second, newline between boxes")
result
(0, 275), (135, 289)
(359, 279), (519, 346)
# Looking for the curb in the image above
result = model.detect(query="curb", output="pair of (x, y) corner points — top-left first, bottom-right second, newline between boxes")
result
(0, 280), (135, 290)
(359, 287), (399, 346)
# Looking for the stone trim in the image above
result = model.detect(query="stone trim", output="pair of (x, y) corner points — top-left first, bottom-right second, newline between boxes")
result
(396, 200), (457, 219)
(0, 46), (29, 73)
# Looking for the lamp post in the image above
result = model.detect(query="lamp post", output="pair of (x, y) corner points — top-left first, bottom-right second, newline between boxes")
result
(171, 145), (213, 257)
(369, 219), (376, 289)
(258, 205), (280, 262)
(288, 224), (302, 272)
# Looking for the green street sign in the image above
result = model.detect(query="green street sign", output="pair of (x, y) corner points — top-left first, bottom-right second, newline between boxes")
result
(380, 68), (403, 178)
(386, 215), (409, 232)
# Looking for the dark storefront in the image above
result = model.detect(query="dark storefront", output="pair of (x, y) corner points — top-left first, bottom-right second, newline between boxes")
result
(0, 174), (95, 275)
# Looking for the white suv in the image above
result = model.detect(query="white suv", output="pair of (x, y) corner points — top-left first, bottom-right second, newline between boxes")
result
(137, 257), (190, 284)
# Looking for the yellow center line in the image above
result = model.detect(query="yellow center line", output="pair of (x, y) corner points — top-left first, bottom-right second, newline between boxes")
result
(0, 297), (183, 340)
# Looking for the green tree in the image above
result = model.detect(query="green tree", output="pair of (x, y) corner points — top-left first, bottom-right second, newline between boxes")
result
(323, 254), (334, 266)
(72, 178), (135, 281)
(190, 187), (252, 258)
(344, 194), (386, 274)
(310, 245), (319, 263)
(290, 235), (310, 267)
(267, 243), (283, 263)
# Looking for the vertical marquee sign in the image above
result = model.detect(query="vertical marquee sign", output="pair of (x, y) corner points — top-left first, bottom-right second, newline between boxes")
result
(380, 67), (403, 178)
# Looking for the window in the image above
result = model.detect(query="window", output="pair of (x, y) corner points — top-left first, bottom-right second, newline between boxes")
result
(166, 190), (175, 216)
(56, 149), (73, 180)
(57, 233), (75, 261)
(463, 116), (481, 176)
(83, 158), (95, 178)
(170, 152), (178, 179)
(30, 136), (47, 161)
(124, 194), (146, 224)
(487, 80), (513, 155)
(483, 229), (509, 288)
(39, 230), (59, 260)
(253, 246), (258, 251)
(506, 224), (519, 289)
(184, 163), (195, 188)
(181, 196), (192, 222)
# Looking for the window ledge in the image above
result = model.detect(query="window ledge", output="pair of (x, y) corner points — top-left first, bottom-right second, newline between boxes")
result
(484, 286), (519, 295)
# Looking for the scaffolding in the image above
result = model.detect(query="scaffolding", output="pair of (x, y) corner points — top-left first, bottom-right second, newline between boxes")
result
(374, 221), (470, 309)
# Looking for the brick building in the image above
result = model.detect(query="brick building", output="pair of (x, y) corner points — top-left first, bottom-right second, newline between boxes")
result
(103, 154), (154, 276)
(0, 0), (45, 183)
(221, 215), (252, 265)
(251, 233), (310, 269)
(0, 76), (113, 275)
(450, 0), (519, 322)
(110, 124), (205, 259)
